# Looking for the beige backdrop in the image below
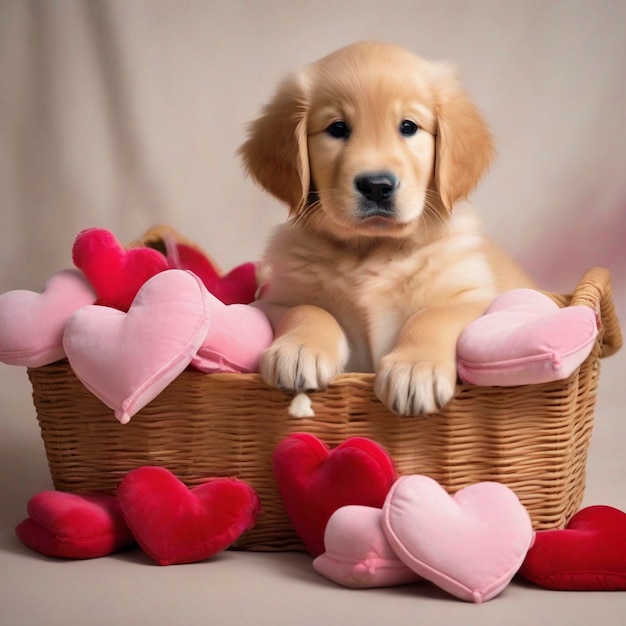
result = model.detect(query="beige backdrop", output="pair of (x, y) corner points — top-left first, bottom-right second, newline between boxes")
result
(1, 1), (626, 624)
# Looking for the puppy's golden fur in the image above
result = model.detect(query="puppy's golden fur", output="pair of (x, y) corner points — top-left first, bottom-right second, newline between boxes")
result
(239, 41), (534, 415)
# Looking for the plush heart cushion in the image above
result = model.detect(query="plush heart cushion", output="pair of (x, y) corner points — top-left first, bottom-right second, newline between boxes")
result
(151, 227), (259, 305)
(273, 433), (397, 557)
(15, 491), (135, 559)
(167, 241), (258, 305)
(191, 297), (273, 373)
(457, 288), (598, 386)
(0, 269), (96, 367)
(382, 475), (534, 603)
(117, 466), (261, 565)
(72, 227), (169, 312)
(518, 505), (626, 590)
(63, 270), (211, 423)
(313, 505), (422, 588)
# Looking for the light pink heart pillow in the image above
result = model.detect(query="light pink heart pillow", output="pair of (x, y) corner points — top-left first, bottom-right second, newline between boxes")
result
(457, 289), (598, 386)
(191, 299), (273, 374)
(63, 270), (211, 424)
(382, 475), (534, 603)
(0, 269), (96, 367)
(313, 505), (422, 588)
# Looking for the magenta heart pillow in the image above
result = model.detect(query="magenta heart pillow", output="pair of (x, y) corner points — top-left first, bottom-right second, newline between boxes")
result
(0, 269), (96, 367)
(63, 270), (211, 423)
(518, 505), (626, 590)
(457, 288), (598, 386)
(15, 491), (135, 559)
(382, 475), (534, 603)
(72, 228), (169, 312)
(117, 466), (261, 565)
(191, 296), (273, 373)
(273, 433), (397, 557)
(313, 505), (422, 588)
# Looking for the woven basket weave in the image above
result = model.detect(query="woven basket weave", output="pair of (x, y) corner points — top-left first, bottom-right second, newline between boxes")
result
(28, 267), (622, 551)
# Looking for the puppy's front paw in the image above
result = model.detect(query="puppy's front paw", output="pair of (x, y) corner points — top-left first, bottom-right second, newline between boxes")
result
(374, 353), (457, 416)
(260, 338), (345, 392)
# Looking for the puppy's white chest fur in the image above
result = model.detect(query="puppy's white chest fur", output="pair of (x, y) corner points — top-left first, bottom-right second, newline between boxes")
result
(263, 206), (495, 373)
(351, 259), (415, 370)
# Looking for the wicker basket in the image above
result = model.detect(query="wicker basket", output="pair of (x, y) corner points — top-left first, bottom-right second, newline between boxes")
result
(27, 267), (622, 551)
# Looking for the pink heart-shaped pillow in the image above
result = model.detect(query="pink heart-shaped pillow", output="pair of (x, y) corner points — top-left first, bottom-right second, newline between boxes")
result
(191, 296), (273, 373)
(457, 288), (598, 386)
(15, 491), (135, 559)
(117, 466), (261, 565)
(273, 433), (397, 557)
(518, 505), (626, 590)
(63, 270), (211, 423)
(382, 475), (534, 603)
(0, 269), (95, 367)
(73, 228), (169, 312)
(313, 505), (422, 588)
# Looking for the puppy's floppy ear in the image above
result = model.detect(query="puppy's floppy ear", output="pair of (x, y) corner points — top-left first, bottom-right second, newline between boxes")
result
(238, 71), (310, 215)
(432, 64), (494, 210)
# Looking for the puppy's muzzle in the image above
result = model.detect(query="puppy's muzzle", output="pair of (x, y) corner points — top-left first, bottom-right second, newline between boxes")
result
(354, 172), (399, 218)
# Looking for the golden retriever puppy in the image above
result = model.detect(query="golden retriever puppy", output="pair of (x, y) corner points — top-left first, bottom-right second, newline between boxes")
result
(239, 41), (534, 415)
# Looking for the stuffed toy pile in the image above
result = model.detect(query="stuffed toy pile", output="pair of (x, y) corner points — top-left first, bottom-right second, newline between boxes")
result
(0, 226), (274, 423)
(1, 225), (624, 602)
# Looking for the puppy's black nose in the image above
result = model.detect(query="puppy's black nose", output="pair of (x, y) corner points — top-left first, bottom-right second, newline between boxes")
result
(354, 173), (399, 203)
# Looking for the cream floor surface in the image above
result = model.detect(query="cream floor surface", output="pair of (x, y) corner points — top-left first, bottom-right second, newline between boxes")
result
(1, 349), (626, 626)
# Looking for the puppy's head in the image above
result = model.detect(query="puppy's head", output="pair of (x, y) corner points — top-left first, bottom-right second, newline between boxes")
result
(239, 41), (493, 239)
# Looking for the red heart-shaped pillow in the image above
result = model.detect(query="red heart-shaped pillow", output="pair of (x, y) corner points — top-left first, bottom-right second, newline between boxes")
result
(169, 242), (258, 305)
(73, 228), (169, 311)
(15, 491), (135, 559)
(518, 505), (626, 590)
(117, 466), (261, 565)
(273, 433), (397, 557)
(207, 262), (258, 305)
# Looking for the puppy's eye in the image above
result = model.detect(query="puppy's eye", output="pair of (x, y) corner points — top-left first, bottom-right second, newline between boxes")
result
(399, 119), (419, 137)
(326, 120), (351, 140)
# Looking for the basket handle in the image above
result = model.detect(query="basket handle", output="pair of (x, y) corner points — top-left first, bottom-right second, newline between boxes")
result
(569, 267), (623, 358)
